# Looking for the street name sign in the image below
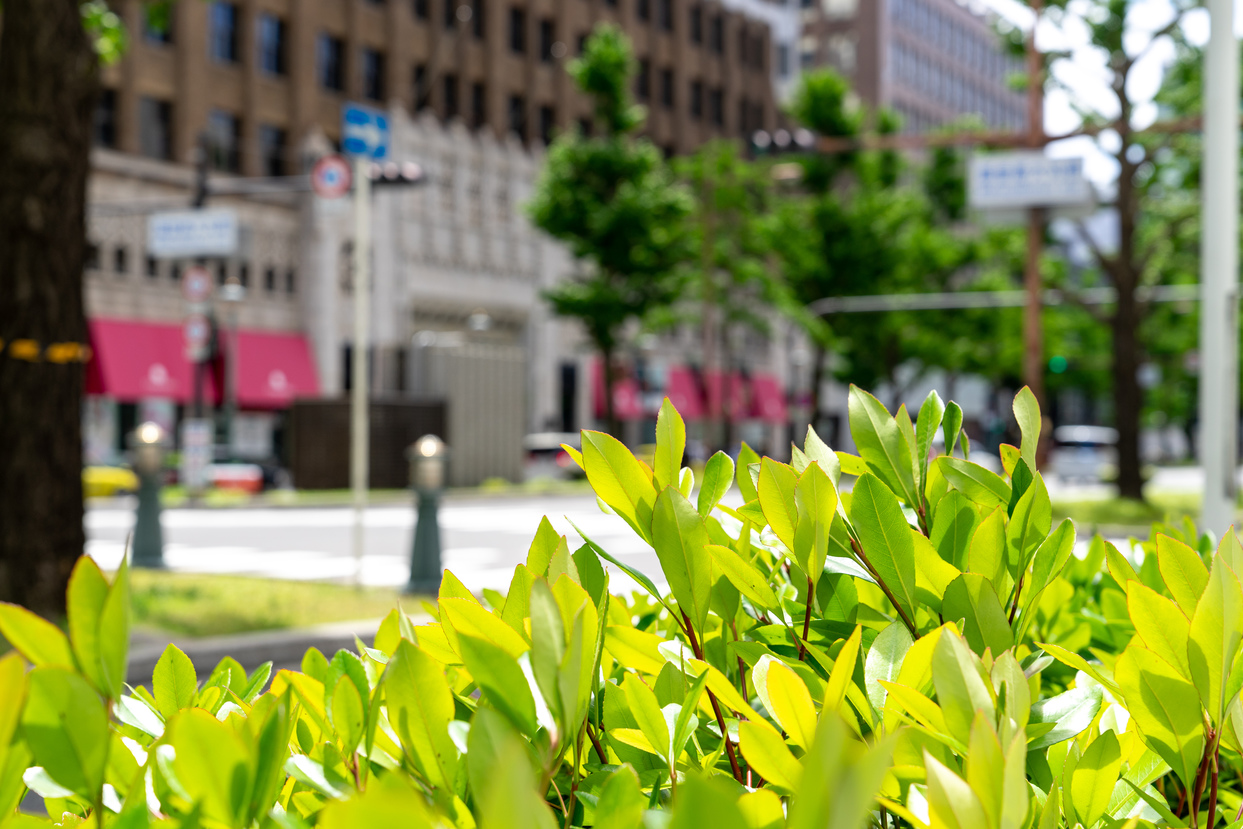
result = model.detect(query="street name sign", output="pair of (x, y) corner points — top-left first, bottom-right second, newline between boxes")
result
(148, 210), (239, 258)
(968, 152), (1092, 211)
(342, 103), (390, 160)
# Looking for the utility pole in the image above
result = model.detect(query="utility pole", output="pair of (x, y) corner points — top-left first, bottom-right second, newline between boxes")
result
(1024, 0), (1046, 413)
(1199, 0), (1240, 536)
(351, 157), (371, 587)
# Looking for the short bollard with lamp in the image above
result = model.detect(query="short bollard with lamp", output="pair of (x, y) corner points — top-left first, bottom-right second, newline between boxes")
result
(406, 435), (447, 594)
(130, 421), (169, 568)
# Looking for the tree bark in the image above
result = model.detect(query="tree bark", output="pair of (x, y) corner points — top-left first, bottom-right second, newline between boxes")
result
(601, 344), (621, 437)
(0, 0), (97, 616)
(1113, 113), (1144, 500)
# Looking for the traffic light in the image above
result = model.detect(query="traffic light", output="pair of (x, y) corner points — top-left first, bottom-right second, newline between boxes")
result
(367, 161), (425, 188)
(750, 128), (816, 156)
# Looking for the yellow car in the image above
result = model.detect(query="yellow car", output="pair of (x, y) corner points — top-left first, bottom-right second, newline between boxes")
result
(83, 465), (139, 498)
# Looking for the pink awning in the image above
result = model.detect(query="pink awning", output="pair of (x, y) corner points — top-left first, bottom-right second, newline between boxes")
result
(665, 366), (705, 419)
(87, 318), (216, 403)
(749, 374), (788, 423)
(234, 330), (320, 408)
(591, 360), (644, 420)
(705, 371), (750, 422)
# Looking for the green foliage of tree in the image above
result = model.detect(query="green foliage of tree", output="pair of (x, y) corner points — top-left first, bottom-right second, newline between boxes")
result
(528, 25), (692, 435)
(0, 390), (1241, 829)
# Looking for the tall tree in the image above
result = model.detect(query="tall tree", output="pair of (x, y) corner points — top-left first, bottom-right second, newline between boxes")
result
(0, 0), (101, 616)
(527, 25), (691, 437)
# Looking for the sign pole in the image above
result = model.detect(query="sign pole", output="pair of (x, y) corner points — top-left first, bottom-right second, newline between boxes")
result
(1023, 0), (1046, 415)
(1199, 0), (1240, 536)
(351, 157), (371, 587)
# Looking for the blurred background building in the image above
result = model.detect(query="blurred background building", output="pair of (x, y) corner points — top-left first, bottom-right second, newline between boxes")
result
(800, 0), (1027, 133)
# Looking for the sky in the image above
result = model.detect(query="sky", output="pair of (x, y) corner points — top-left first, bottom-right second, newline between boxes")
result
(976, 0), (1231, 186)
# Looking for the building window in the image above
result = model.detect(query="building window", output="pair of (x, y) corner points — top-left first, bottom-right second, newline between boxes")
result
(209, 2), (239, 62)
(752, 34), (765, 70)
(604, 0), (617, 8)
(738, 28), (747, 64)
(540, 19), (555, 63)
(577, 117), (592, 137)
(413, 0), (430, 19)
(738, 98), (748, 135)
(144, 4), (172, 44)
(472, 0), (485, 37)
(509, 94), (526, 140)
(207, 109), (241, 172)
(216, 261), (229, 285)
(709, 14), (722, 53)
(86, 243), (101, 271)
(471, 82), (486, 127)
(139, 97), (173, 160)
(659, 68), (673, 108)
(444, 74), (459, 120)
(362, 49), (386, 101)
(539, 105), (555, 145)
(778, 42), (790, 77)
(577, 33), (587, 54)
(170, 261), (182, 284)
(690, 80), (703, 118)
(239, 262), (250, 288)
(257, 14), (287, 75)
(509, 8), (526, 53)
(444, 0), (457, 29)
(264, 266), (277, 292)
(657, 0), (672, 31)
(94, 88), (117, 148)
(689, 5), (702, 42)
(146, 256), (159, 279)
(286, 268), (297, 294)
(413, 64), (429, 110)
(259, 125), (286, 176)
(114, 245), (129, 275)
(318, 35), (345, 91)
(709, 87), (723, 125)
(637, 59), (650, 100)
(638, 0), (650, 20)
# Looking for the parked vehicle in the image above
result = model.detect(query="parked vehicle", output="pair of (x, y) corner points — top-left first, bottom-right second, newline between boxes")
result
(1050, 424), (1119, 483)
(82, 465), (139, 498)
(523, 432), (583, 480)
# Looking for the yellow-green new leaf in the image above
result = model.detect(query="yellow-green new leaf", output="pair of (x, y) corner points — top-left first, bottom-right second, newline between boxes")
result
(1069, 730), (1122, 827)
(1012, 387), (1041, 471)
(758, 458), (799, 553)
(152, 643), (198, 719)
(942, 573), (1014, 656)
(1187, 555), (1243, 725)
(738, 719), (801, 793)
(824, 625), (863, 713)
(622, 674), (669, 765)
(1156, 534), (1209, 616)
(932, 630), (996, 745)
(925, 750), (990, 829)
(850, 474), (918, 624)
(848, 385), (917, 506)
(0, 603), (74, 669)
(386, 640), (459, 789)
(651, 487), (713, 634)
(1127, 582), (1191, 680)
(938, 457), (1011, 509)
(582, 430), (657, 540)
(698, 451), (735, 517)
(793, 462), (837, 587)
(1114, 645), (1205, 789)
(788, 714), (897, 829)
(65, 557), (109, 694)
(754, 655), (817, 750)
(654, 397), (686, 491)
(706, 544), (779, 612)
(968, 507), (1007, 587)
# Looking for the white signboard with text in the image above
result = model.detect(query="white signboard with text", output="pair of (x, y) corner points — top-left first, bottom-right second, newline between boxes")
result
(148, 210), (239, 258)
(968, 153), (1093, 211)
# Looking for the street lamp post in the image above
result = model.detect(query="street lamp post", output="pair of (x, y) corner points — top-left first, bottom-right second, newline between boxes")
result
(406, 434), (447, 594)
(130, 421), (169, 568)
(219, 275), (245, 456)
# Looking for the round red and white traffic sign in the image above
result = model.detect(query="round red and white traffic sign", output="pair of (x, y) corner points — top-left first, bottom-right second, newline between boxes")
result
(181, 265), (213, 303)
(311, 155), (353, 199)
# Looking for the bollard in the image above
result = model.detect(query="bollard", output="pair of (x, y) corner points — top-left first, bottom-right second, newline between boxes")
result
(130, 421), (169, 568)
(405, 435), (447, 594)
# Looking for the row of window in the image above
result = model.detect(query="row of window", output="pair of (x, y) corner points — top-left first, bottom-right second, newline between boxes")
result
(890, 42), (1025, 130)
(636, 62), (754, 127)
(208, 4), (288, 74)
(890, 0), (1020, 79)
(86, 242), (297, 296)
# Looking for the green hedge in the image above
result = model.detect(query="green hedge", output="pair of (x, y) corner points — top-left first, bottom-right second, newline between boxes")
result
(0, 386), (1236, 829)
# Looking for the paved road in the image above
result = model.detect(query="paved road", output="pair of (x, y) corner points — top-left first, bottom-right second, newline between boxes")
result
(86, 494), (662, 593)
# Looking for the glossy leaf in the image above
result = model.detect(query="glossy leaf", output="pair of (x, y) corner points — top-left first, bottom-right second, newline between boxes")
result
(651, 487), (713, 634)
(152, 643), (198, 719)
(698, 451), (735, 516)
(850, 474), (918, 624)
(653, 397), (686, 490)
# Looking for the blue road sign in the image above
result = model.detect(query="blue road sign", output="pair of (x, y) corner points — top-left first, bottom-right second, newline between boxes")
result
(342, 103), (390, 160)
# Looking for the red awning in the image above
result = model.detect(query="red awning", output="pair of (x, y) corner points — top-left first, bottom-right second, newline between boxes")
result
(664, 366), (705, 419)
(705, 370), (750, 422)
(87, 318), (318, 408)
(87, 318), (215, 404)
(591, 360), (644, 420)
(234, 330), (320, 408)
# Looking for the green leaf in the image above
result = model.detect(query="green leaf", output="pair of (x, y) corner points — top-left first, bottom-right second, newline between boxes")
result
(1069, 730), (1122, 827)
(849, 474), (918, 624)
(330, 675), (365, 755)
(317, 774), (436, 828)
(1114, 645), (1205, 788)
(925, 749), (989, 829)
(804, 425), (841, 486)
(942, 574), (1014, 656)
(670, 670), (709, 759)
(66, 557), (110, 693)
(1027, 684), (1103, 750)
(1156, 533), (1209, 616)
(653, 397), (686, 491)
(152, 644), (198, 719)
(622, 673), (669, 766)
(916, 390), (946, 494)
(758, 458), (799, 553)
(529, 579), (566, 722)
(754, 655), (816, 750)
(788, 714), (897, 829)
(930, 490), (979, 571)
(566, 516), (670, 614)
(582, 430), (658, 540)
(1012, 387), (1041, 472)
(22, 667), (110, 801)
(792, 462), (837, 588)
(864, 621), (913, 711)
(706, 544), (779, 612)
(913, 530), (961, 613)
(0, 603), (75, 668)
(1005, 475), (1051, 574)
(942, 401), (965, 458)
(595, 767), (646, 829)
(931, 629), (995, 745)
(736, 442), (760, 503)
(1027, 519), (1077, 597)
(698, 451), (735, 516)
(98, 557), (131, 700)
(938, 457), (1011, 509)
(1187, 554), (1243, 725)
(526, 517), (563, 576)
(668, 774), (749, 829)
(651, 487), (713, 634)
(738, 719), (801, 793)
(458, 634), (538, 737)
(385, 640), (459, 789)
(848, 385), (917, 506)
(968, 506), (1007, 587)
(1126, 582), (1192, 680)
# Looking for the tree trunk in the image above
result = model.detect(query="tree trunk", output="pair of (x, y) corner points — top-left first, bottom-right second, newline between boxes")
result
(1113, 291), (1144, 499)
(0, 0), (97, 616)
(601, 344), (621, 438)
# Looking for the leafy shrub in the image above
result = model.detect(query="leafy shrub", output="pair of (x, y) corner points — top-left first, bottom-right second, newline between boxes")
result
(0, 387), (1239, 829)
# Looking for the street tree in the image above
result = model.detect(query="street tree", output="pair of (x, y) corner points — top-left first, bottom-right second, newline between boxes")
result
(527, 25), (692, 437)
